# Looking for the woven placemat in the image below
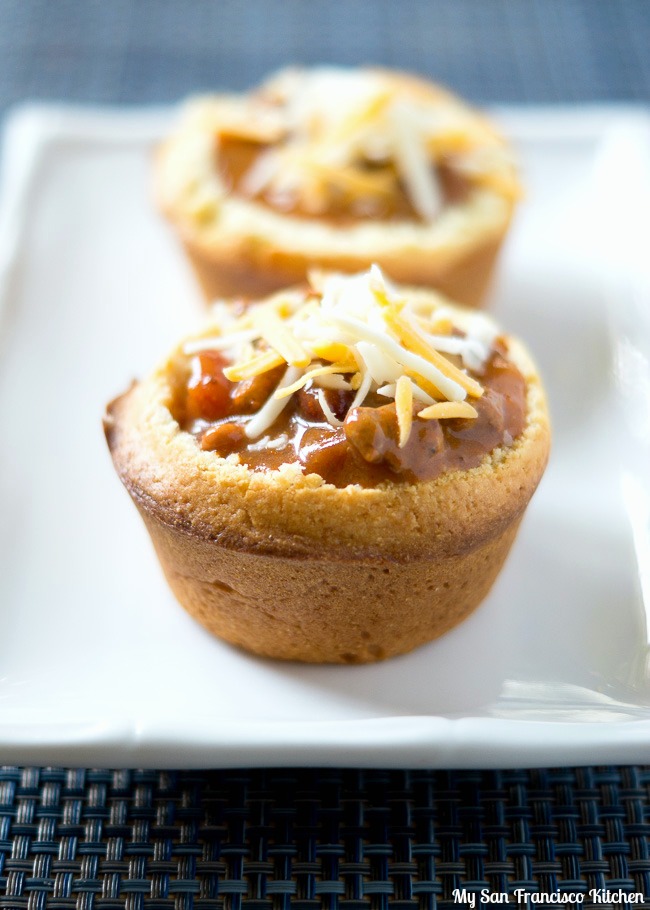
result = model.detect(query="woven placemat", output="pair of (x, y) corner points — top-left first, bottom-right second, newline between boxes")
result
(2, 0), (650, 114)
(1, 767), (650, 908)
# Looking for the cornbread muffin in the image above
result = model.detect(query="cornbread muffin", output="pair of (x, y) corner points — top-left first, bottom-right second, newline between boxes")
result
(155, 67), (520, 307)
(104, 268), (549, 663)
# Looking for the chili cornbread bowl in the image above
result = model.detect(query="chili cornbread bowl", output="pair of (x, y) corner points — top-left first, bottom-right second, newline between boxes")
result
(105, 268), (549, 663)
(155, 66), (520, 307)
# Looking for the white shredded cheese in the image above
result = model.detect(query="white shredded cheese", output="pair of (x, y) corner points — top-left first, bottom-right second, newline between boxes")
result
(405, 309), (496, 374)
(355, 341), (403, 385)
(377, 382), (436, 406)
(462, 313), (500, 372)
(348, 367), (373, 412)
(240, 148), (283, 197)
(395, 375), (414, 448)
(247, 433), (289, 451)
(317, 389), (343, 427)
(389, 101), (443, 221)
(244, 366), (303, 439)
(314, 374), (353, 391)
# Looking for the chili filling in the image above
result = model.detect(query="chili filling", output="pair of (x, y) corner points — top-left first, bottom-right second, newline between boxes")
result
(215, 136), (471, 225)
(176, 344), (526, 488)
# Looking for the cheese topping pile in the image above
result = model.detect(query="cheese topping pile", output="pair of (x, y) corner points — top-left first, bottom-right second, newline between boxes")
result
(183, 266), (502, 450)
(209, 67), (520, 220)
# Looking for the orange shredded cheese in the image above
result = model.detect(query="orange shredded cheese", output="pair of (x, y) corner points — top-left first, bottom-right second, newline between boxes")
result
(395, 376), (413, 448)
(311, 340), (355, 363)
(223, 349), (284, 381)
(418, 401), (478, 421)
(404, 370), (444, 401)
(428, 316), (454, 335)
(251, 306), (311, 367)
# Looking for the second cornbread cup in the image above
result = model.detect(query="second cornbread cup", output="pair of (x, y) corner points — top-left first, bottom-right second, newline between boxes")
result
(155, 66), (520, 308)
(104, 269), (549, 663)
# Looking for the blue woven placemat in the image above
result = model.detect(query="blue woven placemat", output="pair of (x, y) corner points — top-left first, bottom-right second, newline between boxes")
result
(1, 0), (650, 114)
(1, 767), (650, 909)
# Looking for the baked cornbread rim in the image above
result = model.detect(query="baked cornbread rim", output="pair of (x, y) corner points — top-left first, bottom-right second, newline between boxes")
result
(154, 68), (519, 302)
(104, 293), (550, 564)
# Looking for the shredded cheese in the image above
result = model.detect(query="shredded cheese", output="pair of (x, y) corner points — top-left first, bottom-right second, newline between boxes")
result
(381, 308), (484, 398)
(317, 389), (343, 427)
(187, 266), (503, 445)
(325, 309), (467, 402)
(210, 67), (518, 223)
(377, 382), (436, 406)
(310, 340), (355, 363)
(395, 375), (414, 448)
(348, 367), (373, 412)
(315, 373), (353, 391)
(251, 305), (311, 367)
(223, 349), (284, 382)
(244, 366), (303, 439)
(418, 401), (478, 421)
(210, 99), (287, 143)
(273, 363), (355, 400)
(389, 101), (442, 221)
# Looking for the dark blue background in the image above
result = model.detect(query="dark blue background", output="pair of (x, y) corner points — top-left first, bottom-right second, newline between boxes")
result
(1, 0), (649, 114)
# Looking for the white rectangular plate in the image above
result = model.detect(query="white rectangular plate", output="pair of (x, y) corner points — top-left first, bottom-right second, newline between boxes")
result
(1, 104), (650, 768)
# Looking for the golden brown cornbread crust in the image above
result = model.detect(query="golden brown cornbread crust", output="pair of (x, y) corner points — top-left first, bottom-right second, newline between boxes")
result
(155, 69), (518, 307)
(104, 289), (549, 662)
(133, 510), (523, 662)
